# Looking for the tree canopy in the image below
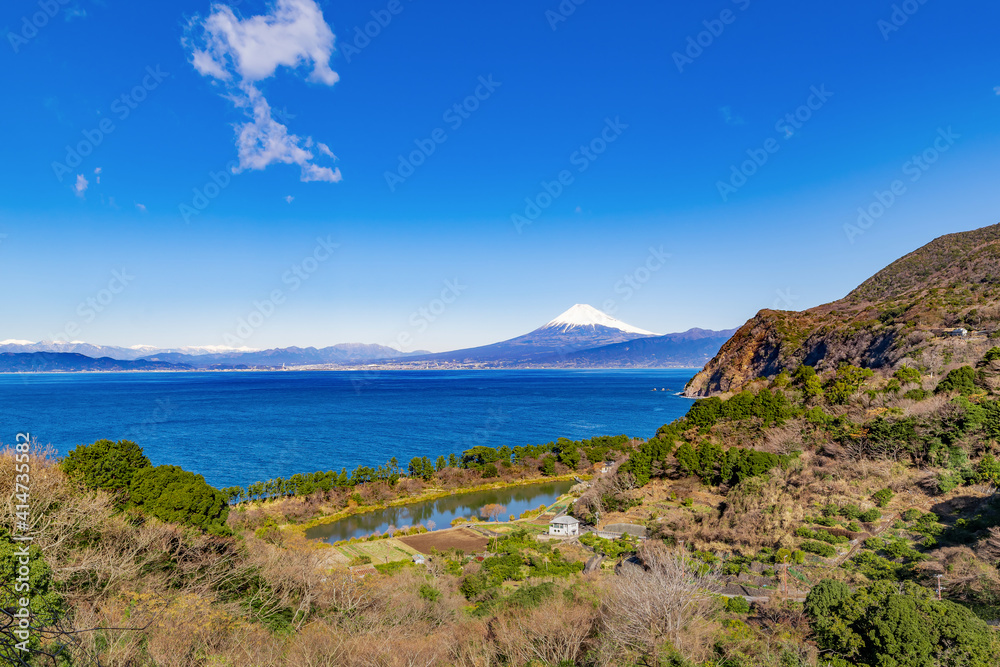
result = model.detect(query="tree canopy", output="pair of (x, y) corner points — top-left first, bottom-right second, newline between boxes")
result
(805, 579), (998, 667)
(61, 439), (150, 500)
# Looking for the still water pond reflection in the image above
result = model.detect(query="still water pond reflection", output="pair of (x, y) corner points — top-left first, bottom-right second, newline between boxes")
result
(305, 480), (575, 543)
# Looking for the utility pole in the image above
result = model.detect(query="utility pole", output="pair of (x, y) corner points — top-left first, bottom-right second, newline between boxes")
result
(780, 555), (789, 599)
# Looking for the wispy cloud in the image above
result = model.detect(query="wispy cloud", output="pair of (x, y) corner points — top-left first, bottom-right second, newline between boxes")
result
(73, 174), (88, 197)
(994, 85), (1000, 96)
(64, 5), (87, 22)
(135, 203), (147, 212)
(719, 106), (744, 126)
(183, 0), (342, 183)
(94, 166), (102, 184)
(285, 195), (294, 203)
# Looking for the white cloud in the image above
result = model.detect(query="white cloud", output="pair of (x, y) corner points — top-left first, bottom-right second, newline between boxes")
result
(94, 166), (101, 184)
(285, 195), (294, 203)
(135, 203), (147, 212)
(995, 86), (1000, 96)
(74, 174), (88, 197)
(184, 0), (342, 183)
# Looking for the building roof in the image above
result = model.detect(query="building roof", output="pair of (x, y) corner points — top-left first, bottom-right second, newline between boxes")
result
(550, 515), (580, 525)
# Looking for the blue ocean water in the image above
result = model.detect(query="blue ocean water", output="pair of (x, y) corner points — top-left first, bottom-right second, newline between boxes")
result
(0, 369), (696, 489)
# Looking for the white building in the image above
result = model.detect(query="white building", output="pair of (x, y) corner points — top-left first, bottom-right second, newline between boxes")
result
(548, 515), (581, 537)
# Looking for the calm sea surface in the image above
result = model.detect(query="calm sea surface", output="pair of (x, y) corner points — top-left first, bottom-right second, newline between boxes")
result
(0, 369), (696, 490)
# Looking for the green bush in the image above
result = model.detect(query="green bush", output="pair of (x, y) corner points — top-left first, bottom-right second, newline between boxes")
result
(0, 537), (65, 643)
(839, 504), (861, 520)
(980, 347), (1000, 365)
(872, 488), (895, 508)
(826, 365), (874, 405)
(800, 540), (836, 557)
(975, 454), (1000, 485)
(935, 366), (977, 395)
(850, 551), (904, 581)
(61, 438), (150, 498)
(130, 465), (231, 535)
(904, 388), (929, 401)
(539, 457), (555, 476)
(805, 579), (998, 667)
(859, 509), (882, 523)
(893, 367), (922, 385)
(725, 596), (751, 614)
(418, 583), (441, 602)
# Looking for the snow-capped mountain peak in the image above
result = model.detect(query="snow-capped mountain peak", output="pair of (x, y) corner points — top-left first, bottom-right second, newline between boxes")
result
(542, 304), (659, 336)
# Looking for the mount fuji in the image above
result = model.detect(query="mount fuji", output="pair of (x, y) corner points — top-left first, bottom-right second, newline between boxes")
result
(400, 304), (730, 367)
(0, 305), (736, 371)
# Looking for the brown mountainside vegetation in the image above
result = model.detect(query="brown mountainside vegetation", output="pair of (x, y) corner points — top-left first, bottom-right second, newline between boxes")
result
(686, 222), (1000, 397)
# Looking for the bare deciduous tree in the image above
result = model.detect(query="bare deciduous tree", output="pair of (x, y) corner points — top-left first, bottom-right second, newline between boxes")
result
(602, 541), (720, 664)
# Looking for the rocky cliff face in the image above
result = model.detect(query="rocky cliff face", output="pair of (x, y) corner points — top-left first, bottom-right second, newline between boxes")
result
(685, 222), (1000, 397)
(683, 309), (904, 396)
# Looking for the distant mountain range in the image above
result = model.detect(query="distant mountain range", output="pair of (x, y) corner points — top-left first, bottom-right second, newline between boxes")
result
(0, 352), (192, 373)
(0, 305), (737, 372)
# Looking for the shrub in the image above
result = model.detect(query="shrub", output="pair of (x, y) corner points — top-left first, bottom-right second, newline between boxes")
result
(904, 388), (929, 401)
(800, 540), (836, 557)
(935, 366), (977, 395)
(980, 346), (1000, 365)
(850, 551), (903, 581)
(826, 365), (874, 405)
(937, 472), (962, 494)
(482, 463), (499, 478)
(418, 583), (441, 602)
(806, 579), (997, 667)
(725, 596), (751, 614)
(859, 509), (882, 523)
(539, 457), (555, 476)
(839, 504), (861, 520)
(872, 488), (895, 508)
(893, 366), (922, 385)
(975, 454), (1000, 485)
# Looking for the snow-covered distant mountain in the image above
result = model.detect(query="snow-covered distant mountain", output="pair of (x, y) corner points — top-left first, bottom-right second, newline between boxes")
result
(0, 305), (737, 371)
(0, 340), (258, 360)
(541, 304), (660, 336)
(404, 304), (662, 365)
(143, 343), (427, 368)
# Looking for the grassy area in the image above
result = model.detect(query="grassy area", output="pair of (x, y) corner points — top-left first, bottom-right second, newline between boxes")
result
(334, 538), (419, 564)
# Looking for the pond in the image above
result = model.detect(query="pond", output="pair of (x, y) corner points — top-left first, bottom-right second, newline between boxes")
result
(305, 479), (576, 543)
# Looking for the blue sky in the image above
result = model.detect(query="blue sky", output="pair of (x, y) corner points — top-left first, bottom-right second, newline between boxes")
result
(1, 0), (999, 352)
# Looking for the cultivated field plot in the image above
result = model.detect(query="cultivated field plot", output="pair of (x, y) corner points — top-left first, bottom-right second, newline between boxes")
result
(399, 527), (490, 554)
(332, 538), (419, 564)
